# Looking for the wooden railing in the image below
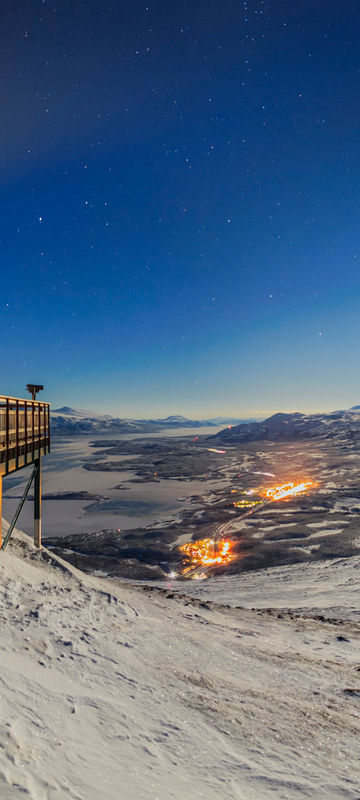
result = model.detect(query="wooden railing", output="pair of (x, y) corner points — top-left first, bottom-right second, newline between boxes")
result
(0, 395), (50, 476)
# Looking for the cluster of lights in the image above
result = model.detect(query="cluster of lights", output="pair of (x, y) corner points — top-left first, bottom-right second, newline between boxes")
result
(179, 537), (235, 573)
(231, 488), (258, 496)
(233, 499), (261, 508)
(175, 479), (317, 579)
(230, 481), (317, 507)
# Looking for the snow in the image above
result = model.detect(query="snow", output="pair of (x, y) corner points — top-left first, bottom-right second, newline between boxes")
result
(307, 528), (344, 539)
(163, 557), (360, 621)
(307, 521), (338, 528)
(0, 518), (359, 800)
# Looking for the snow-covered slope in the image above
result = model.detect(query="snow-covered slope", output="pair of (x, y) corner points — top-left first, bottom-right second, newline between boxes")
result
(53, 406), (112, 419)
(215, 407), (360, 443)
(160, 556), (360, 622)
(0, 519), (359, 800)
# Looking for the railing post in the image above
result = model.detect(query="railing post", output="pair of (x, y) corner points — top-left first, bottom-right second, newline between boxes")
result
(24, 400), (28, 464)
(5, 398), (9, 474)
(34, 458), (41, 549)
(31, 403), (35, 461)
(15, 400), (19, 470)
(38, 403), (41, 455)
(47, 404), (51, 451)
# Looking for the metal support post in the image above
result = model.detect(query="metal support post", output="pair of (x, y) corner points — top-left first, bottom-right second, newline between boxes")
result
(1, 465), (37, 551)
(34, 458), (41, 549)
(0, 476), (2, 549)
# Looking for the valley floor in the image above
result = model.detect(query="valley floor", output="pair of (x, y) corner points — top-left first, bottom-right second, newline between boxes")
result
(0, 520), (359, 800)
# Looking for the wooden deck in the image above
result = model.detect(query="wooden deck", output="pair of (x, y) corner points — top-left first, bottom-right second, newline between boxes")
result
(0, 395), (50, 478)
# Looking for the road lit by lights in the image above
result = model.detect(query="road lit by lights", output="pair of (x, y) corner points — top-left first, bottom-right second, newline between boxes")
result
(177, 476), (318, 578)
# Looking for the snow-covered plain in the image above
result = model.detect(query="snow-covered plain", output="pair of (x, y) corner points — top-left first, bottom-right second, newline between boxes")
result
(0, 519), (359, 800)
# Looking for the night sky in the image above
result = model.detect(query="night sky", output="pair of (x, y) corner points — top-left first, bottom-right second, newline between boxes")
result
(2, 1), (360, 417)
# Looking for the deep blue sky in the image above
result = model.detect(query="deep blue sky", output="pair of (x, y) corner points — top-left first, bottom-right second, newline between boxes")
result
(2, 0), (360, 417)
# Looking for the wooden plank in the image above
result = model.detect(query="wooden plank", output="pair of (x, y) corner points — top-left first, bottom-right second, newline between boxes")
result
(0, 444), (48, 476)
(0, 394), (51, 405)
(24, 400), (28, 465)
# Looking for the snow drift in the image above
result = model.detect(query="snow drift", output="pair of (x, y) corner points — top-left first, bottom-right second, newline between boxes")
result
(0, 518), (359, 800)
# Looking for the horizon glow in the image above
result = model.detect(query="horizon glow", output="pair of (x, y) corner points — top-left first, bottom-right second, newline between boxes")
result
(1, 1), (360, 416)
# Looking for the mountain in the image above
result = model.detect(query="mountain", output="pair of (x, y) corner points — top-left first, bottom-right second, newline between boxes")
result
(208, 416), (258, 425)
(51, 408), (217, 435)
(214, 407), (360, 443)
(160, 415), (188, 422)
(53, 406), (111, 420)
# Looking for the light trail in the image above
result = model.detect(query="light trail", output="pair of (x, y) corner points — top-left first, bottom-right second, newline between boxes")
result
(253, 471), (276, 477)
(262, 480), (317, 501)
(207, 447), (227, 454)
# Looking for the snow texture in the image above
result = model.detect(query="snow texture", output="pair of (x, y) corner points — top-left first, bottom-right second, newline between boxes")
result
(0, 518), (359, 800)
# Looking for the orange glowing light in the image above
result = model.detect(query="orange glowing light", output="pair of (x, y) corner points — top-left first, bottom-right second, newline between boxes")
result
(233, 499), (261, 508)
(179, 537), (235, 570)
(263, 480), (316, 501)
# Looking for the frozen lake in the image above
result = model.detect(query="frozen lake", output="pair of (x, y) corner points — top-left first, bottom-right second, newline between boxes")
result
(2, 428), (224, 538)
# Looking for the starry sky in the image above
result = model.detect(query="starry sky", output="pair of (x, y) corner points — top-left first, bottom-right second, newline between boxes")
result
(2, 0), (360, 418)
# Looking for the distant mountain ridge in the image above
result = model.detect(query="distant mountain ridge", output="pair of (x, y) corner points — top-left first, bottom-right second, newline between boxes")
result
(214, 407), (360, 443)
(53, 406), (111, 420)
(51, 407), (254, 435)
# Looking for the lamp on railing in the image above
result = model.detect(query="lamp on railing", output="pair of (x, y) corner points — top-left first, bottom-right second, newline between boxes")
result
(26, 384), (44, 401)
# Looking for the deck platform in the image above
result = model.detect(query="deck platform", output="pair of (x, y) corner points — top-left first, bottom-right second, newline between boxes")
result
(0, 395), (50, 477)
(0, 394), (50, 548)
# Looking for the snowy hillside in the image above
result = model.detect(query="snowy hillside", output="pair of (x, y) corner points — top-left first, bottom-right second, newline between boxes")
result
(0, 519), (359, 800)
(215, 407), (360, 443)
(159, 556), (360, 622)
